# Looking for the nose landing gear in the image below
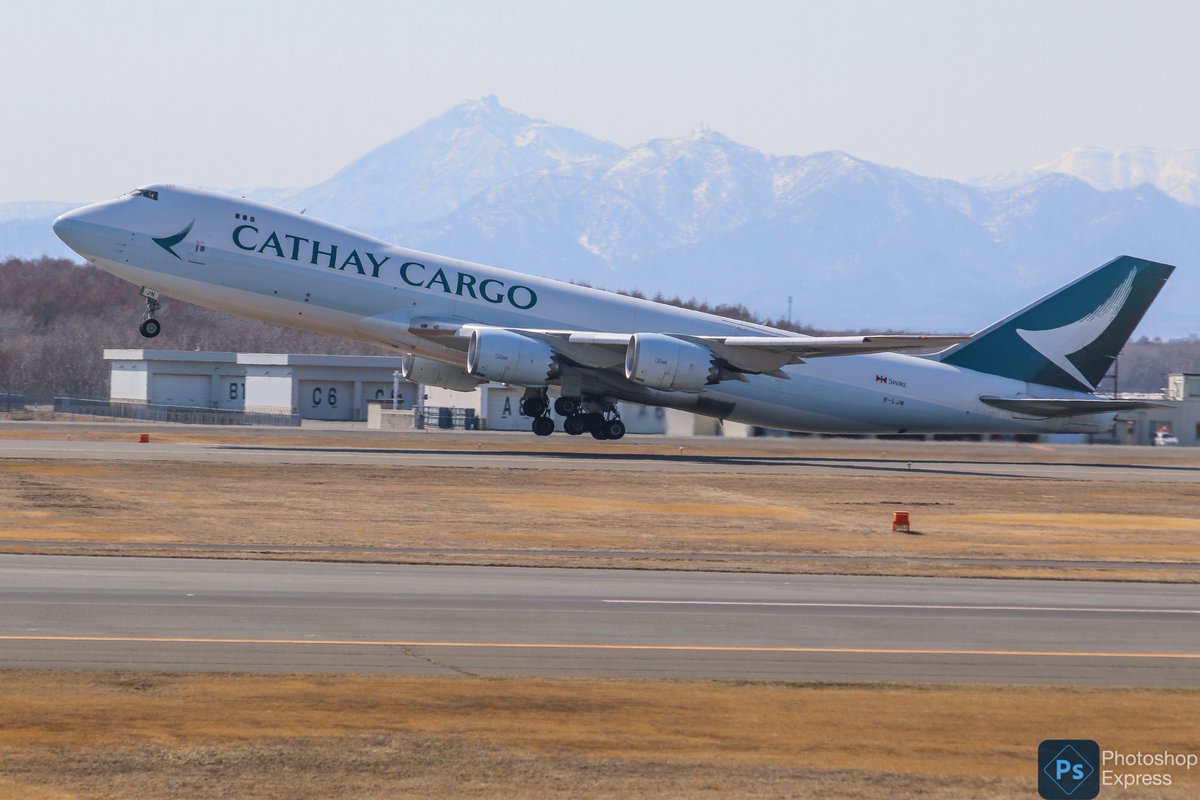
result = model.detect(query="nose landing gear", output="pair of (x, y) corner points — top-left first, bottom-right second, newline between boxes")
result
(139, 287), (162, 338)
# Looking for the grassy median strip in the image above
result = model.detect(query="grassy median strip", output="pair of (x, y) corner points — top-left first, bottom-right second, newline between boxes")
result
(1, 451), (1198, 580)
(0, 672), (1196, 798)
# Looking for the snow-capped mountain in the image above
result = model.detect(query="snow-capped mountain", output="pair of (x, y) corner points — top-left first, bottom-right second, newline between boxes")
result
(278, 96), (622, 229)
(3, 99), (1195, 337)
(382, 128), (1197, 335)
(1032, 146), (1200, 206)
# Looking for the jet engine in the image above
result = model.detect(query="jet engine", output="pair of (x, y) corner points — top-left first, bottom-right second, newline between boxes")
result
(624, 333), (718, 391)
(400, 354), (484, 392)
(467, 328), (558, 385)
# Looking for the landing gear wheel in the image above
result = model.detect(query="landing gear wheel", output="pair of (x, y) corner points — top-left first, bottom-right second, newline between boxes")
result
(554, 396), (581, 416)
(521, 397), (548, 417)
(138, 287), (163, 338)
(563, 415), (588, 435)
(532, 416), (555, 437)
(602, 419), (626, 440)
(590, 426), (610, 440)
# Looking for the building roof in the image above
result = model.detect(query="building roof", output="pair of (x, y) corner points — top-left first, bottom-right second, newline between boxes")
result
(103, 350), (407, 368)
(236, 353), (407, 367)
(103, 349), (238, 362)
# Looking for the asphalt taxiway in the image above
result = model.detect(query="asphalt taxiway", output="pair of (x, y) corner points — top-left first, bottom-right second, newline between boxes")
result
(1, 555), (1195, 685)
(2, 437), (1199, 481)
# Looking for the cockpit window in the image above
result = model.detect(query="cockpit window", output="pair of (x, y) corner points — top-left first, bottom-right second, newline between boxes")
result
(125, 188), (159, 200)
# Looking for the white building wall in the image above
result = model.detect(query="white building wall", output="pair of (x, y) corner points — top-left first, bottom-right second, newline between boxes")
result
(298, 379), (355, 420)
(663, 408), (752, 437)
(363, 381), (408, 407)
(1089, 374), (1200, 446)
(244, 372), (297, 414)
(104, 350), (738, 434)
(149, 374), (212, 406)
(236, 355), (412, 420)
(106, 350), (417, 420)
(216, 373), (247, 410)
(1167, 374), (1200, 402)
(108, 362), (149, 402)
(423, 386), (482, 411)
(105, 350), (239, 406)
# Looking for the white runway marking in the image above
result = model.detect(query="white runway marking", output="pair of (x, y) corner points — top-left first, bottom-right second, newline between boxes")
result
(602, 600), (1200, 614)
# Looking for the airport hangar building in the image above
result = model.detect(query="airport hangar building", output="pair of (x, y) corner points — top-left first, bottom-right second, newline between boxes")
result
(102, 349), (732, 434)
(103, 350), (1200, 443)
(104, 349), (418, 422)
(1091, 372), (1200, 446)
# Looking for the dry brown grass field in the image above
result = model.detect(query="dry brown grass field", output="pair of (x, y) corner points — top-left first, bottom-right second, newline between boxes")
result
(0, 424), (1197, 580)
(1, 672), (1197, 799)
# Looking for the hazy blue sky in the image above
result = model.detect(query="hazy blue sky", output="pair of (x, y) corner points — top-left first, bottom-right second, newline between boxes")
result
(4, 0), (1199, 203)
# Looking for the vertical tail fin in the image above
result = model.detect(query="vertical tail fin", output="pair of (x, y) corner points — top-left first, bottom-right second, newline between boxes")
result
(938, 256), (1174, 392)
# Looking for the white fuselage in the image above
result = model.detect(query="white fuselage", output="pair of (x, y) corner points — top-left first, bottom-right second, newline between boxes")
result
(53, 185), (1111, 434)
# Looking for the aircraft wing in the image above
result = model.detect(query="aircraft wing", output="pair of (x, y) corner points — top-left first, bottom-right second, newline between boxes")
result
(406, 319), (969, 377)
(979, 396), (1165, 418)
(691, 334), (970, 373)
(549, 331), (969, 375)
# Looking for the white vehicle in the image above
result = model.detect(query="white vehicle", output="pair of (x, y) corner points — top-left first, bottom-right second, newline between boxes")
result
(53, 185), (1172, 440)
(1154, 429), (1179, 446)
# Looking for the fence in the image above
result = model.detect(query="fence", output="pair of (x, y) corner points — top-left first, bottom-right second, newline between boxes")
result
(0, 392), (26, 412)
(53, 397), (301, 427)
(421, 406), (480, 430)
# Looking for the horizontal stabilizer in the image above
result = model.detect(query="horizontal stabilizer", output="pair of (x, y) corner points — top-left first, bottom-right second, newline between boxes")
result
(980, 395), (1165, 418)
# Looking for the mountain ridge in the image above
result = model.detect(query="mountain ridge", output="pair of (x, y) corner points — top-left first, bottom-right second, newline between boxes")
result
(3, 98), (1195, 337)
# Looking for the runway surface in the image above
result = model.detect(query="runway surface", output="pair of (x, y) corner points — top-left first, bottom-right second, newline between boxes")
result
(1, 555), (1196, 685)
(2, 438), (1199, 481)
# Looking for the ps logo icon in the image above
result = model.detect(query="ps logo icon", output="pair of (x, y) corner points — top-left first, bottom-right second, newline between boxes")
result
(1038, 739), (1099, 799)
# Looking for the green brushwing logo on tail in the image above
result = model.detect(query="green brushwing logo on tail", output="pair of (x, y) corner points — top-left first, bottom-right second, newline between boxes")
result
(939, 256), (1175, 392)
(153, 220), (194, 259)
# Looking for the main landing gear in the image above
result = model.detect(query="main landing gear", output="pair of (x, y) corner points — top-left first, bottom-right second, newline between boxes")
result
(139, 287), (162, 338)
(531, 392), (625, 440)
(562, 410), (625, 439)
(521, 390), (555, 437)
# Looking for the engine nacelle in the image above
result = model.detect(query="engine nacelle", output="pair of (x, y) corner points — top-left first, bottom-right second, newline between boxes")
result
(624, 333), (718, 392)
(400, 354), (484, 392)
(467, 328), (558, 385)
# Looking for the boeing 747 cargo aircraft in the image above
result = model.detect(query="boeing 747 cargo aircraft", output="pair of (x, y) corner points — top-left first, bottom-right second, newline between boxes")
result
(53, 185), (1172, 440)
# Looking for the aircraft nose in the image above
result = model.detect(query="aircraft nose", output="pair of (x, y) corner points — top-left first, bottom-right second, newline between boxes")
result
(53, 207), (81, 242)
(52, 204), (99, 256)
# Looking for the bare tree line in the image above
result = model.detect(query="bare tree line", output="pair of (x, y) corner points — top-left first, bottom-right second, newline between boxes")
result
(1, 257), (1196, 401)
(0, 258), (387, 401)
